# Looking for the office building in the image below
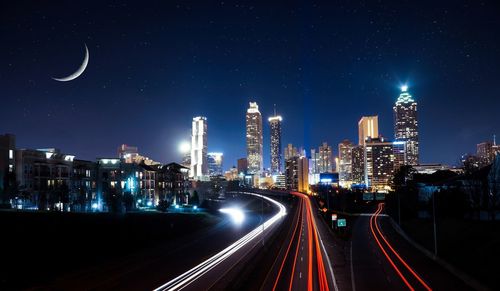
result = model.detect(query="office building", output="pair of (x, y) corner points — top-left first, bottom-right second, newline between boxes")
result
(338, 139), (354, 187)
(358, 116), (379, 145)
(394, 86), (419, 165)
(318, 142), (333, 173)
(392, 141), (407, 171)
(477, 139), (500, 165)
(273, 174), (286, 189)
(246, 102), (263, 174)
(285, 155), (309, 192)
(309, 149), (320, 185)
(224, 166), (239, 181)
(269, 111), (283, 174)
(364, 137), (394, 191)
(285, 144), (299, 161)
(191, 116), (208, 179)
(351, 145), (365, 184)
(207, 152), (223, 176)
(237, 158), (248, 174)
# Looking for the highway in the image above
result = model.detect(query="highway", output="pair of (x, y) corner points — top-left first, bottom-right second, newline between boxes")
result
(262, 191), (338, 291)
(37, 192), (286, 290)
(351, 202), (470, 291)
(153, 192), (287, 291)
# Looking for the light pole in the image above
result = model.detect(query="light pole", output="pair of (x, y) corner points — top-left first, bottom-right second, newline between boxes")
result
(261, 193), (265, 246)
(398, 191), (401, 225)
(433, 190), (438, 256)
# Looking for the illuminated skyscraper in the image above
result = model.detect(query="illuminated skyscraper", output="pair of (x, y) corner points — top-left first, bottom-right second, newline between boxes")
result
(285, 155), (309, 192)
(207, 152), (223, 176)
(338, 139), (354, 187)
(364, 137), (394, 190)
(246, 102), (263, 174)
(358, 116), (379, 145)
(351, 145), (365, 184)
(190, 116), (208, 179)
(394, 86), (419, 165)
(285, 144), (299, 161)
(269, 108), (283, 174)
(318, 142), (333, 173)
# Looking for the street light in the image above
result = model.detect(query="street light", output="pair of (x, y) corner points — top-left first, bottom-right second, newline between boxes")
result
(179, 141), (191, 154)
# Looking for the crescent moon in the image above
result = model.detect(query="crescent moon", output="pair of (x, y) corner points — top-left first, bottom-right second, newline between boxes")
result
(52, 44), (89, 82)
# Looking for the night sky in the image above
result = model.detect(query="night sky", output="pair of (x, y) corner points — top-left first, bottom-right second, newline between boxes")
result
(2, 1), (500, 169)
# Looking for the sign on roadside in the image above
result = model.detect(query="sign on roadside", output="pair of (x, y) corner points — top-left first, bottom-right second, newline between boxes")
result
(331, 213), (337, 221)
(337, 218), (347, 227)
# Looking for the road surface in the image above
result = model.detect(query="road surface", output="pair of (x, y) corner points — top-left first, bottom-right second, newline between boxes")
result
(262, 191), (338, 291)
(351, 202), (470, 291)
(37, 192), (285, 291)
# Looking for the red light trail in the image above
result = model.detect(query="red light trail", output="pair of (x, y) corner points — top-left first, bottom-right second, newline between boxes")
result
(370, 203), (432, 291)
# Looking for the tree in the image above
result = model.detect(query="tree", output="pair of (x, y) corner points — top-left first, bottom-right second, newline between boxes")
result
(2, 171), (18, 204)
(392, 165), (416, 190)
(191, 190), (200, 206)
(123, 191), (134, 211)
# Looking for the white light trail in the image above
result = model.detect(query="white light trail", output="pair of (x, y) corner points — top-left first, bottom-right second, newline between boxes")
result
(153, 192), (287, 291)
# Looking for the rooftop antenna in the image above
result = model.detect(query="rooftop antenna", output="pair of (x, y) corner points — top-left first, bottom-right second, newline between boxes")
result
(273, 104), (277, 116)
(494, 134), (497, 146)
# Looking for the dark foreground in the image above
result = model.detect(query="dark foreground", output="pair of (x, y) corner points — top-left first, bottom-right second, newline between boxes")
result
(0, 210), (221, 290)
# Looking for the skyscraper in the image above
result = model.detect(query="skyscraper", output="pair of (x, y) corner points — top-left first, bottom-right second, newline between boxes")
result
(285, 155), (309, 192)
(358, 116), (379, 145)
(394, 86), (419, 165)
(207, 152), (223, 176)
(191, 116), (208, 179)
(338, 139), (354, 187)
(285, 144), (299, 161)
(269, 109), (283, 174)
(246, 102), (263, 175)
(318, 142), (333, 173)
(351, 145), (365, 184)
(237, 157), (248, 174)
(364, 137), (394, 190)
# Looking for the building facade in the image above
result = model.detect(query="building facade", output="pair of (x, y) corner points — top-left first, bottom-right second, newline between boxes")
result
(207, 152), (223, 176)
(191, 116), (208, 179)
(16, 148), (75, 210)
(246, 102), (263, 175)
(364, 137), (394, 191)
(0, 134), (16, 196)
(285, 155), (309, 192)
(393, 87), (419, 165)
(285, 144), (299, 161)
(318, 142), (333, 173)
(118, 144), (139, 162)
(358, 116), (379, 145)
(477, 140), (499, 166)
(338, 139), (354, 187)
(269, 114), (283, 174)
(237, 158), (248, 174)
(351, 145), (365, 184)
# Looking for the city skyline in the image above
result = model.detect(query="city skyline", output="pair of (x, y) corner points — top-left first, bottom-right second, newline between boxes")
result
(2, 2), (500, 290)
(2, 2), (500, 170)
